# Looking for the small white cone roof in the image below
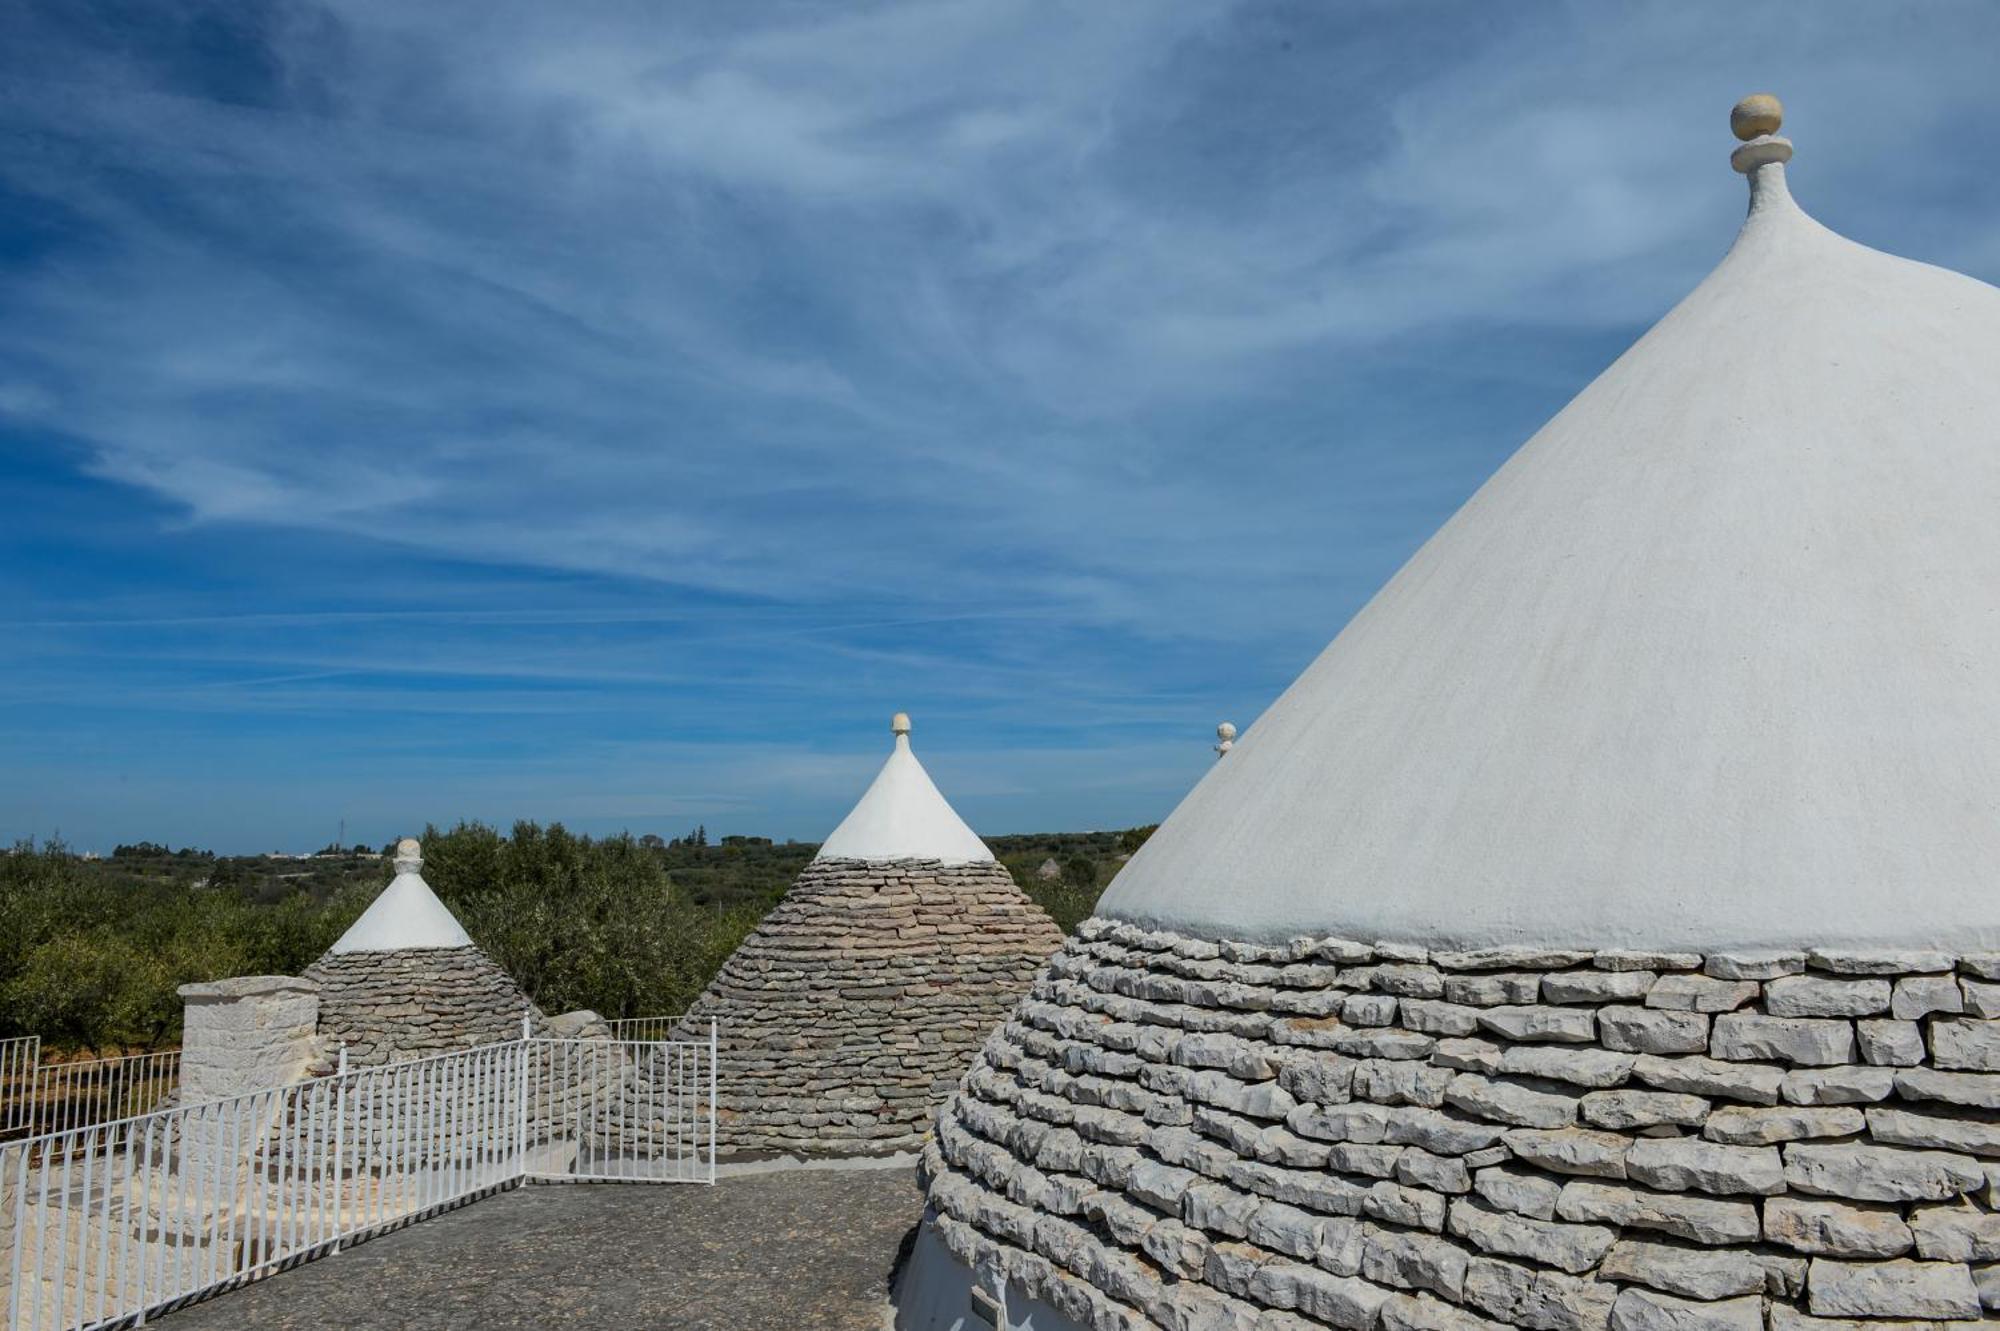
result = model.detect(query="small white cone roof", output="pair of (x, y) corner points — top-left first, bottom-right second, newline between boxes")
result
(329, 838), (475, 954)
(1104, 103), (2000, 953)
(815, 714), (995, 864)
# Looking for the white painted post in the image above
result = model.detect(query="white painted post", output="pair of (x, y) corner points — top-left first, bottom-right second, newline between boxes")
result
(707, 1017), (718, 1184)
(514, 1012), (530, 1180)
(331, 1045), (348, 1255)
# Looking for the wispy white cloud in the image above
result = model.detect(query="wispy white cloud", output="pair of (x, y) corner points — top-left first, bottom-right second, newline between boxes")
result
(2, 0), (1996, 848)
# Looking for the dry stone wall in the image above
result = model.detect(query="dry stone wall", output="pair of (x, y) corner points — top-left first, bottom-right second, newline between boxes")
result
(303, 946), (549, 1066)
(681, 857), (1064, 1158)
(918, 918), (2000, 1330)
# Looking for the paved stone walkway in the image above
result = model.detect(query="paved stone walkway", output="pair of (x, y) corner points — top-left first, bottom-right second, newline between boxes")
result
(159, 1167), (924, 1330)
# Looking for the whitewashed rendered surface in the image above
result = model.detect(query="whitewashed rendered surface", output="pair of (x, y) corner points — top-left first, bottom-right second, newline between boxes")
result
(1102, 162), (2000, 950)
(816, 732), (996, 864)
(329, 866), (475, 953)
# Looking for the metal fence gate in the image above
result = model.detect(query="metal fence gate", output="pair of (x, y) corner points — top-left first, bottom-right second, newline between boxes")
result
(2, 1023), (717, 1331)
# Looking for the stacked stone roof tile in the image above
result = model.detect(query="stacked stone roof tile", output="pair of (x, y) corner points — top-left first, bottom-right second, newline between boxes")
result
(917, 923), (2000, 1329)
(680, 856), (1064, 1158)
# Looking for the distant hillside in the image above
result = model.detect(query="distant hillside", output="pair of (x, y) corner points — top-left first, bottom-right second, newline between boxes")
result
(2, 821), (1155, 1051)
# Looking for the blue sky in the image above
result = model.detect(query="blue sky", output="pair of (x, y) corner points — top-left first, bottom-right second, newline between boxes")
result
(3, 2), (1997, 854)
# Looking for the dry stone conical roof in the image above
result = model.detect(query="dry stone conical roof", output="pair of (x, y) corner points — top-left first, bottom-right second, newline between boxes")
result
(680, 716), (1062, 1158)
(305, 838), (546, 1064)
(896, 99), (2000, 1331)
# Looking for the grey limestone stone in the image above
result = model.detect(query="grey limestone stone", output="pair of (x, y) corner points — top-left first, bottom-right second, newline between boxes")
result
(1435, 948), (1594, 972)
(1929, 1017), (2000, 1072)
(1623, 1138), (1785, 1196)
(1401, 999), (1485, 1037)
(1599, 1236), (1768, 1299)
(1762, 1196), (1914, 1258)
(1278, 1052), (1358, 1105)
(1893, 1067), (2000, 1110)
(1461, 1255), (1618, 1331)
(1503, 1128), (1631, 1179)
(1865, 1104), (2000, 1157)
(1344, 993), (1402, 1026)
(1599, 1007), (1710, 1055)
(1543, 971), (1658, 1004)
(1361, 1225), (1469, 1300)
(1474, 1163), (1563, 1220)
(1783, 1142), (1986, 1202)
(1958, 978), (2000, 1018)
(1806, 949), (1955, 976)
(1365, 1179), (1449, 1231)
(1356, 1058), (1457, 1107)
(1595, 951), (1703, 973)
(1891, 976), (1964, 1021)
(1500, 1045), (1637, 1088)
(1379, 1293), (1511, 1331)
(1606, 1288), (1760, 1331)
(1445, 1073), (1580, 1129)
(1805, 1257), (1982, 1320)
(1781, 1067), (1896, 1105)
(1447, 1197), (1618, 1274)
(1645, 976), (1758, 1014)
(1960, 954), (2000, 980)
(1909, 1203), (2000, 1262)
(1397, 1147), (1473, 1194)
(1710, 1014), (1855, 1066)
(1478, 1006), (1599, 1045)
(1581, 1089), (1711, 1131)
(1630, 1055), (1783, 1105)
(1701, 1105), (1865, 1146)
(1445, 973), (1544, 1008)
(1385, 1107), (1511, 1156)
(1856, 1020), (1926, 1067)
(1435, 1038), (1507, 1073)
(1554, 1180), (1760, 1246)
(1763, 976), (1893, 1018)
(1326, 1141), (1407, 1179)
(1703, 952), (1804, 981)
(1287, 1101), (1396, 1145)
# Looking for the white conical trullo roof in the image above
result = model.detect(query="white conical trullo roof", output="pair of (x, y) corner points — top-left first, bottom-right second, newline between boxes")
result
(1102, 104), (2000, 953)
(814, 714), (995, 864)
(329, 837), (475, 954)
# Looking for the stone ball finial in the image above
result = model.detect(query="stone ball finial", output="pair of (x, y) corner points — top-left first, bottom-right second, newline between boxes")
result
(1730, 93), (1783, 142)
(393, 836), (423, 873)
(1215, 721), (1237, 759)
(891, 712), (912, 735)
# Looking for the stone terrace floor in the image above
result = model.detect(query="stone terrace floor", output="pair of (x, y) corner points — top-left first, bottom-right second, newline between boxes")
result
(158, 1165), (924, 1331)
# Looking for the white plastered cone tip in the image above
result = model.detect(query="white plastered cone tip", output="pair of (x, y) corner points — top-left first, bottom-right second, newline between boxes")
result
(815, 715), (995, 864)
(329, 836), (476, 954)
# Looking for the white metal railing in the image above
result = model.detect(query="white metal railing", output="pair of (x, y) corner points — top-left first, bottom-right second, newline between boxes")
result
(24, 1053), (182, 1142)
(0, 1042), (37, 1139)
(2, 1023), (716, 1331)
(600, 1015), (688, 1044)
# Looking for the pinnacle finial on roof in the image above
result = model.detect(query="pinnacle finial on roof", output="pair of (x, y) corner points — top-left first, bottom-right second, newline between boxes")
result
(393, 836), (422, 874)
(1730, 93), (1792, 174)
(891, 711), (912, 736)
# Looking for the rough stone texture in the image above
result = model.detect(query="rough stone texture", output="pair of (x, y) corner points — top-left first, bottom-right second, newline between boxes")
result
(178, 976), (322, 1103)
(914, 922), (2000, 1330)
(679, 857), (1063, 1158)
(302, 945), (550, 1066)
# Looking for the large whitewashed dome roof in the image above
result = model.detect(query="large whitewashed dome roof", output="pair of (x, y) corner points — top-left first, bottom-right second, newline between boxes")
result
(815, 714), (996, 864)
(1102, 102), (2000, 952)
